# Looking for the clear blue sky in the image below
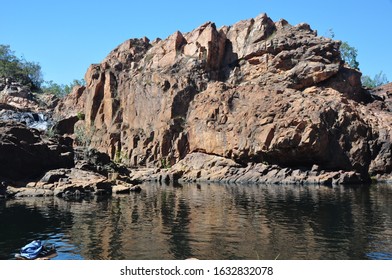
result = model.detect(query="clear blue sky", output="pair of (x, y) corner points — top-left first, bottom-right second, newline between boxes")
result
(2, 0), (391, 85)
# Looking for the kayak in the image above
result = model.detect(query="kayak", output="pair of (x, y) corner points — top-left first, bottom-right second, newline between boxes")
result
(15, 240), (57, 260)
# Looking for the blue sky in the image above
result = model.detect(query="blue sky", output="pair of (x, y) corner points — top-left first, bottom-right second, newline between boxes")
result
(2, 0), (391, 85)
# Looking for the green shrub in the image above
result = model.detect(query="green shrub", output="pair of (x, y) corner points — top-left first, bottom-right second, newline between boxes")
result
(160, 158), (171, 169)
(41, 79), (85, 97)
(74, 125), (95, 147)
(361, 71), (389, 89)
(77, 112), (85, 120)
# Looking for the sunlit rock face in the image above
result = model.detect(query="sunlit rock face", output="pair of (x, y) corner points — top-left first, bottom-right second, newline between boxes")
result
(57, 13), (391, 183)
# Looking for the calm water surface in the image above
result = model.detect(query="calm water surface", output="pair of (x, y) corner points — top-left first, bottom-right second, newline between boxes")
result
(1, 182), (392, 260)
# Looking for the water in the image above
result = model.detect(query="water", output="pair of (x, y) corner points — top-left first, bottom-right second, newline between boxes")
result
(0, 110), (52, 130)
(1, 182), (392, 260)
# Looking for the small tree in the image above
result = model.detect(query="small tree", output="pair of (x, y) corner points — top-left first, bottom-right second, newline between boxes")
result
(326, 30), (388, 87)
(41, 79), (85, 97)
(41, 80), (66, 97)
(339, 41), (360, 70)
(362, 71), (389, 89)
(0, 44), (43, 89)
(64, 79), (86, 94)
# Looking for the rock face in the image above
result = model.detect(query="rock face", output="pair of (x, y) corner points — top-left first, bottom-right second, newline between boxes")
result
(0, 121), (74, 181)
(366, 83), (392, 181)
(0, 78), (36, 109)
(53, 85), (86, 119)
(56, 13), (392, 184)
(0, 78), (59, 131)
(0, 78), (59, 111)
(0, 105), (53, 131)
(0, 78), (139, 199)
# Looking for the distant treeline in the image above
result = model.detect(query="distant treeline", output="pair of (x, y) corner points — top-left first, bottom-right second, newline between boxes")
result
(0, 44), (85, 96)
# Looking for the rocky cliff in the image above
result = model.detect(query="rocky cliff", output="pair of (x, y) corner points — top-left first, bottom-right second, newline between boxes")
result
(56, 13), (392, 184)
(0, 78), (74, 182)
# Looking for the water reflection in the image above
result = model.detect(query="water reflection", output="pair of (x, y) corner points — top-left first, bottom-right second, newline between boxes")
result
(1, 183), (392, 260)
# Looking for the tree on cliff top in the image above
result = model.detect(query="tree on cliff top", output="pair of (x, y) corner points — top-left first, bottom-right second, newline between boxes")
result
(1, 44), (85, 96)
(340, 41), (360, 70)
(41, 79), (85, 97)
(340, 43), (389, 88)
(361, 71), (389, 89)
(0, 44), (43, 89)
(327, 30), (389, 88)
(326, 29), (359, 71)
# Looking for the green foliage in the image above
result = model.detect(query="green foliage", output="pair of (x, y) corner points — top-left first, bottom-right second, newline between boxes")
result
(45, 127), (58, 138)
(1, 44), (86, 96)
(74, 125), (95, 147)
(0, 44), (43, 89)
(326, 31), (388, 88)
(41, 80), (65, 97)
(115, 150), (121, 163)
(160, 158), (171, 169)
(324, 29), (359, 70)
(340, 41), (360, 70)
(114, 150), (129, 164)
(41, 79), (85, 97)
(361, 71), (389, 89)
(77, 111), (85, 120)
(70, 78), (86, 87)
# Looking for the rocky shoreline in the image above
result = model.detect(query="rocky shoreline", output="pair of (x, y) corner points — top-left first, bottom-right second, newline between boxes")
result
(131, 152), (368, 185)
(1, 13), (392, 199)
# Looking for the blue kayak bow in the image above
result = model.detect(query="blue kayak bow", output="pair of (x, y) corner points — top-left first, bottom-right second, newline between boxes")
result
(20, 240), (43, 259)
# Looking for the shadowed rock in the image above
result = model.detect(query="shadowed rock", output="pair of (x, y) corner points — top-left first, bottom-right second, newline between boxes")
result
(0, 121), (74, 181)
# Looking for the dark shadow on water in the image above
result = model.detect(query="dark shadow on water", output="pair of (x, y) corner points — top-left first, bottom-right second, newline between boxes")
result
(0, 198), (73, 259)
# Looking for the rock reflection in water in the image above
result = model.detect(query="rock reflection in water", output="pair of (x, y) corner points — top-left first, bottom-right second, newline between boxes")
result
(1, 183), (392, 260)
